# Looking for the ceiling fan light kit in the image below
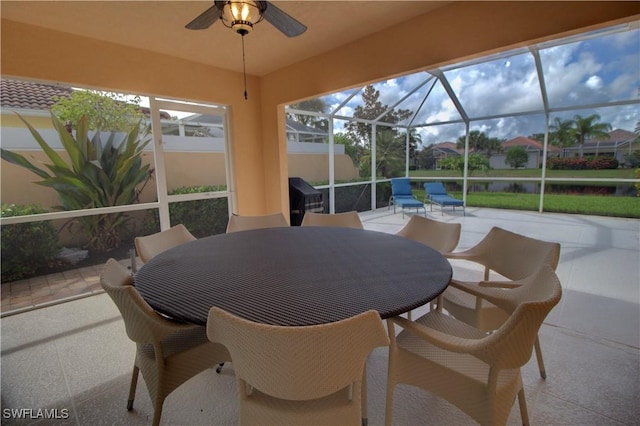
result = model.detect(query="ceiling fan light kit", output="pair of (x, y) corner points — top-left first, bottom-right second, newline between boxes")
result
(220, 0), (264, 36)
(186, 0), (307, 100)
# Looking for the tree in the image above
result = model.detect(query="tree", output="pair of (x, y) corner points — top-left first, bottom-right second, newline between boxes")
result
(485, 137), (504, 159)
(457, 130), (487, 152)
(505, 146), (529, 168)
(407, 128), (422, 166)
(549, 117), (576, 148)
(51, 90), (144, 132)
(358, 129), (406, 178)
(416, 145), (436, 170)
(334, 132), (362, 167)
(573, 114), (612, 157)
(344, 85), (412, 145)
(287, 98), (329, 132)
(343, 85), (413, 178)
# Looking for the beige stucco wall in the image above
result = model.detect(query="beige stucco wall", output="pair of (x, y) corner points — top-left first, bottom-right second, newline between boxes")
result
(288, 154), (359, 184)
(2, 2), (638, 218)
(1, 150), (358, 208)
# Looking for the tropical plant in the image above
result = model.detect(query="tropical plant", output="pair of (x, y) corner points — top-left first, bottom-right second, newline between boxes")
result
(0, 113), (152, 252)
(359, 129), (406, 178)
(505, 146), (529, 168)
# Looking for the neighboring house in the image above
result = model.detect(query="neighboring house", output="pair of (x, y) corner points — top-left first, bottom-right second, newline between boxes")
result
(492, 136), (561, 169)
(430, 142), (462, 169)
(562, 129), (638, 165)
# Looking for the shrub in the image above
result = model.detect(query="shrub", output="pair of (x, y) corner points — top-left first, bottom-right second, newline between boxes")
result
(1, 204), (61, 282)
(547, 156), (619, 170)
(623, 151), (640, 168)
(143, 186), (229, 238)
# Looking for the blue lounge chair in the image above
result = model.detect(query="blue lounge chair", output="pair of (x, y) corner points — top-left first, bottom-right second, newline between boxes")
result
(424, 182), (465, 216)
(390, 178), (426, 218)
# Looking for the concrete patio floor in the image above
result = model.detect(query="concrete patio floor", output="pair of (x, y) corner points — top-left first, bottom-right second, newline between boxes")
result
(1, 207), (638, 425)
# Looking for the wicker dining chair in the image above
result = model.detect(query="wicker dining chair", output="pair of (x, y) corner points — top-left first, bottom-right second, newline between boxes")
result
(207, 307), (389, 426)
(396, 215), (461, 256)
(226, 212), (289, 233)
(134, 223), (196, 264)
(301, 211), (364, 229)
(386, 265), (562, 426)
(101, 259), (230, 426)
(438, 226), (561, 379)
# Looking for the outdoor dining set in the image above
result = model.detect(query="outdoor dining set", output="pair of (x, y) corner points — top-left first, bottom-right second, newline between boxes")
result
(101, 209), (562, 426)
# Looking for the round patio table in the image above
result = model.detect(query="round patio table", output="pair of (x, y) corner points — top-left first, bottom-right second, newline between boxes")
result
(135, 226), (452, 326)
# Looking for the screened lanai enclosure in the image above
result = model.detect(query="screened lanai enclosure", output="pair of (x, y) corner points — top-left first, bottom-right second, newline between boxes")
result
(285, 22), (640, 216)
(1, 19), (639, 305)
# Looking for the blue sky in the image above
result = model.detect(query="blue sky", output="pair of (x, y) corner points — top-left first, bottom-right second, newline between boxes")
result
(310, 23), (639, 147)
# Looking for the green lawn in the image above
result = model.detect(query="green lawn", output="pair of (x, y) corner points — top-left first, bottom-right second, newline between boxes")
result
(413, 189), (640, 219)
(408, 168), (640, 218)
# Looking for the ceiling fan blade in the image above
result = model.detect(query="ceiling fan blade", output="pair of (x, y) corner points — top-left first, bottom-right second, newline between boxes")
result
(262, 1), (307, 37)
(185, 5), (221, 30)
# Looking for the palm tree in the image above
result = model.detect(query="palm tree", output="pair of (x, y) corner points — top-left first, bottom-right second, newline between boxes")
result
(573, 114), (612, 157)
(456, 130), (489, 152)
(549, 117), (576, 148)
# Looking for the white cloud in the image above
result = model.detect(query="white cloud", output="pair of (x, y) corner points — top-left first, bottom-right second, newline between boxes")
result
(585, 75), (603, 90)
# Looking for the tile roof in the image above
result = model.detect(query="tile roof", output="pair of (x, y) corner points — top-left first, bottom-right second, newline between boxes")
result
(583, 129), (637, 146)
(0, 78), (170, 119)
(503, 136), (561, 152)
(0, 79), (72, 110)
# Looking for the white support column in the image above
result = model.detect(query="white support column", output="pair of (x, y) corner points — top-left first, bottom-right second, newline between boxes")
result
(371, 124), (377, 211)
(328, 119), (335, 213)
(148, 97), (171, 230)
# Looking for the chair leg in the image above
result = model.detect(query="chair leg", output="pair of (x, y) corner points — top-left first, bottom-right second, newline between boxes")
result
(127, 365), (139, 410)
(361, 365), (368, 426)
(534, 336), (547, 379)
(384, 383), (395, 426)
(151, 400), (164, 426)
(517, 388), (530, 426)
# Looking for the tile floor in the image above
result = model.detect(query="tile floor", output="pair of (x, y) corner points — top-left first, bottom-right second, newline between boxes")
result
(1, 207), (639, 425)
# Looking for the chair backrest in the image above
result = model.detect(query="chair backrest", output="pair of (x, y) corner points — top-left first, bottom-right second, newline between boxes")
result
(470, 226), (561, 280)
(226, 212), (289, 233)
(207, 308), (389, 401)
(473, 265), (562, 370)
(391, 178), (413, 197)
(101, 259), (177, 343)
(134, 224), (196, 263)
(396, 215), (461, 254)
(301, 211), (364, 229)
(424, 182), (448, 196)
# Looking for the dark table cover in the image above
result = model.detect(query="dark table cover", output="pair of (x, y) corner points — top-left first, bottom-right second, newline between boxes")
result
(135, 226), (452, 326)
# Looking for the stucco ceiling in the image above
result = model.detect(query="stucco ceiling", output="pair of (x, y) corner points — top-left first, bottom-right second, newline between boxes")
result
(0, 1), (447, 76)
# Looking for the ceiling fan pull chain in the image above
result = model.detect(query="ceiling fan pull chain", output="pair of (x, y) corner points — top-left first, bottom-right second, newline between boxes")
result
(242, 35), (248, 100)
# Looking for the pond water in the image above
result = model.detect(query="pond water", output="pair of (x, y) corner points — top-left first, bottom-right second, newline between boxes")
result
(453, 182), (637, 197)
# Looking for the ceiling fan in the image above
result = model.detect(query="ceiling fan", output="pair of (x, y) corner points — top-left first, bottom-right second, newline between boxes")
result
(185, 0), (307, 37)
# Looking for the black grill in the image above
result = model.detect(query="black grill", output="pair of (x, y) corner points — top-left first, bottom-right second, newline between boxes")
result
(288, 177), (324, 226)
